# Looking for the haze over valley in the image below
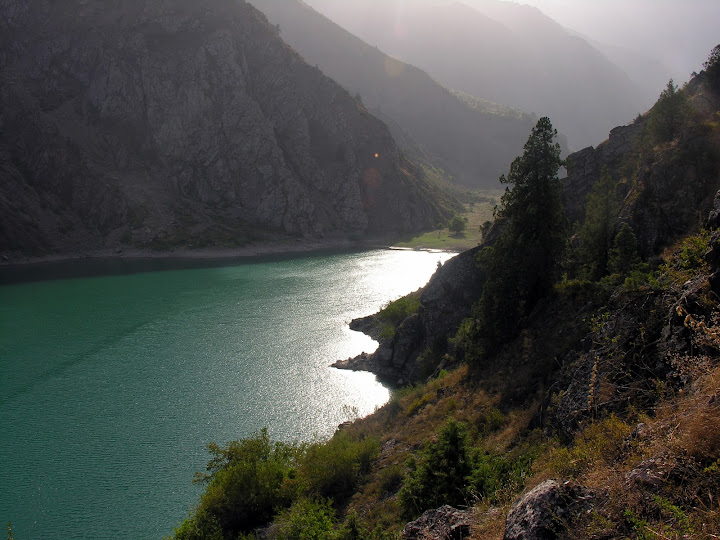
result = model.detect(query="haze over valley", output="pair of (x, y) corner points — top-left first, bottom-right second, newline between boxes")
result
(2, 1), (720, 539)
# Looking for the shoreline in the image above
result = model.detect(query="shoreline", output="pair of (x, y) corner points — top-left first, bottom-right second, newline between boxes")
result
(0, 238), (459, 271)
(0, 237), (363, 268)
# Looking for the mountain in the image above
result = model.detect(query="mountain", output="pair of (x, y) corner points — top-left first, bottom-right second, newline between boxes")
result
(0, 0), (451, 259)
(249, 0), (540, 188)
(304, 0), (647, 150)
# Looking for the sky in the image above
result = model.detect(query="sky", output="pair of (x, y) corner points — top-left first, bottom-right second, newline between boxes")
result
(502, 0), (720, 81)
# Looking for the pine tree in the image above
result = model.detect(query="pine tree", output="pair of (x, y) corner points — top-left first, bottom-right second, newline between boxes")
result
(608, 223), (641, 275)
(470, 117), (567, 354)
(649, 79), (689, 143)
(579, 166), (618, 280)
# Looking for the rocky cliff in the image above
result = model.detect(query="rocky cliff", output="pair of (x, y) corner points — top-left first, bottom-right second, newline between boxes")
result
(564, 74), (720, 257)
(0, 0), (449, 258)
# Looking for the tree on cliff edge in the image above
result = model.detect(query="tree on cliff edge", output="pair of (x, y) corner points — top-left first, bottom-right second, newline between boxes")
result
(470, 117), (567, 355)
(704, 44), (720, 91)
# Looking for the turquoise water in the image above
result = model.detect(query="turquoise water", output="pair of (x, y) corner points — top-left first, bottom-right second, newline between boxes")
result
(0, 249), (454, 539)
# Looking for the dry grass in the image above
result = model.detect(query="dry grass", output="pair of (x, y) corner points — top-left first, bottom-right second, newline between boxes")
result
(469, 504), (508, 540)
(338, 364), (540, 535)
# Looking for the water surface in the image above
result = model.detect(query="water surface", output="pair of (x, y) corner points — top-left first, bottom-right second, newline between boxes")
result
(0, 249), (454, 539)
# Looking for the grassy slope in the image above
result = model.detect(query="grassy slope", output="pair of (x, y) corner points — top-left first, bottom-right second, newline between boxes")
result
(343, 230), (720, 539)
(391, 189), (503, 251)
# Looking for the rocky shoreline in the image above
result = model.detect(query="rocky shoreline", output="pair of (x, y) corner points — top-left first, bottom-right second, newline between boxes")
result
(332, 243), (486, 386)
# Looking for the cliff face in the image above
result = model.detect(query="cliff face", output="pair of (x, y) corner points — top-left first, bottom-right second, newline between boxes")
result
(0, 0), (448, 257)
(563, 123), (644, 225)
(564, 75), (720, 258)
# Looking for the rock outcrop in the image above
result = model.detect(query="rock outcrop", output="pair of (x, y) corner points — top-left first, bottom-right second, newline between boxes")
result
(562, 122), (643, 224)
(402, 505), (472, 540)
(504, 480), (592, 540)
(563, 74), (720, 258)
(0, 0), (449, 258)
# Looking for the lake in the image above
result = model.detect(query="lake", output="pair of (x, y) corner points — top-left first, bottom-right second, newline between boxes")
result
(0, 248), (455, 539)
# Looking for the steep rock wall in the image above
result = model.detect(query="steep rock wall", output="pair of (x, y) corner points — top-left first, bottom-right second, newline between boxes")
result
(0, 0), (447, 256)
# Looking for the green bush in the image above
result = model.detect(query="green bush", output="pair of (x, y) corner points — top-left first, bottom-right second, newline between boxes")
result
(608, 223), (641, 275)
(677, 229), (711, 270)
(377, 296), (421, 328)
(378, 464), (405, 495)
(467, 450), (535, 503)
(274, 498), (336, 540)
(173, 429), (300, 539)
(399, 419), (472, 517)
(447, 214), (468, 235)
(298, 432), (380, 504)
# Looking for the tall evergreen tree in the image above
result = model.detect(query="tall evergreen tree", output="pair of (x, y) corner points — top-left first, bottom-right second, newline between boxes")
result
(579, 166), (618, 280)
(608, 223), (641, 275)
(704, 44), (720, 91)
(470, 117), (567, 354)
(649, 79), (689, 143)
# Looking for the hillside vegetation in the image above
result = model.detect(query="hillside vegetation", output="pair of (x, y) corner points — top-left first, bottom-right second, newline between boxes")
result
(170, 48), (720, 540)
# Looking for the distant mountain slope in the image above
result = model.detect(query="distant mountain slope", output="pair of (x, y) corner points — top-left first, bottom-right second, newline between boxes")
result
(250, 0), (538, 188)
(305, 0), (646, 150)
(0, 0), (450, 258)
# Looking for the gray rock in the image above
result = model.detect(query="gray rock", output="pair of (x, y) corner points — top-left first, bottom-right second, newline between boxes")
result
(402, 505), (472, 540)
(625, 457), (673, 489)
(562, 122), (643, 225)
(504, 480), (592, 540)
(707, 190), (720, 230)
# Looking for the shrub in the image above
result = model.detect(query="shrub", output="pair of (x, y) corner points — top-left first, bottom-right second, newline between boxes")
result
(274, 498), (336, 540)
(174, 429), (300, 539)
(677, 229), (711, 271)
(297, 432), (380, 504)
(447, 214), (468, 235)
(608, 223), (641, 275)
(399, 419), (472, 517)
(544, 415), (631, 478)
(377, 296), (421, 328)
(378, 464), (405, 495)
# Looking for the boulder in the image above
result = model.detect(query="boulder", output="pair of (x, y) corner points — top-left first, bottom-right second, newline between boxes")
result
(402, 505), (472, 540)
(504, 480), (592, 540)
(707, 190), (720, 230)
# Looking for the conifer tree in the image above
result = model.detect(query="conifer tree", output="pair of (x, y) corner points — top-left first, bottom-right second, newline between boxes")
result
(471, 117), (567, 354)
(649, 79), (689, 143)
(608, 223), (641, 275)
(579, 166), (618, 280)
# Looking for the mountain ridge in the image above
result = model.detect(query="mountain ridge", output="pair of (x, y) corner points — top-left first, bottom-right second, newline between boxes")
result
(249, 0), (541, 188)
(304, 0), (647, 149)
(0, 0), (452, 259)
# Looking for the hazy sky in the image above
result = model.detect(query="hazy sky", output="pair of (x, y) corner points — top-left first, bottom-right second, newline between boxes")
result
(306, 0), (718, 85)
(501, 0), (720, 80)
